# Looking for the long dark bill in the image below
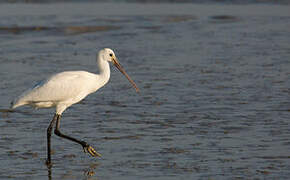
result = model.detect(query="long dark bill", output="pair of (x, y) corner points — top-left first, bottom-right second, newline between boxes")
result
(113, 58), (140, 93)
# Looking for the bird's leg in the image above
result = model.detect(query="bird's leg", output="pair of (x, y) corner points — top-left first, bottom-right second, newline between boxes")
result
(46, 114), (58, 166)
(54, 114), (101, 157)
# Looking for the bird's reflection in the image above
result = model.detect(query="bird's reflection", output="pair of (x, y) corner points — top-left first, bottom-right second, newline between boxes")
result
(47, 165), (52, 180)
(46, 162), (99, 180)
(84, 162), (100, 179)
(84, 168), (95, 177)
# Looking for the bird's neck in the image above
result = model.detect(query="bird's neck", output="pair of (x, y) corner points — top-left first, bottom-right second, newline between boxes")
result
(97, 54), (110, 85)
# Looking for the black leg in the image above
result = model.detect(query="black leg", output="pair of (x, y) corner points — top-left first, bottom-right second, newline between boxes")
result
(46, 114), (58, 166)
(54, 114), (101, 157)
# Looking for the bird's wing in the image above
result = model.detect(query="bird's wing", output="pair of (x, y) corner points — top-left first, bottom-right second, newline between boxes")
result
(12, 71), (91, 107)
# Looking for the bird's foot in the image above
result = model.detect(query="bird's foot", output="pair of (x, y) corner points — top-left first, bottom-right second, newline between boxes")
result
(83, 144), (102, 157)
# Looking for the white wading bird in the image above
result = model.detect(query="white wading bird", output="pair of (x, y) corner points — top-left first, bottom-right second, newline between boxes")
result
(10, 48), (139, 166)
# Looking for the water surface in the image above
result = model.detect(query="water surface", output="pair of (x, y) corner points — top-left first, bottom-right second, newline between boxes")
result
(0, 3), (290, 180)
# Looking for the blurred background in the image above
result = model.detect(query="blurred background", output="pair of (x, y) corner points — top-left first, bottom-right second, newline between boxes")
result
(0, 0), (289, 179)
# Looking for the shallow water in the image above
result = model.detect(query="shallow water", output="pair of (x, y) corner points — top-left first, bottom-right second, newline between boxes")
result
(0, 2), (290, 180)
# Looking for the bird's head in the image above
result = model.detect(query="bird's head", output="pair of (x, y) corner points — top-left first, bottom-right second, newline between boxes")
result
(99, 48), (140, 93)
(101, 48), (116, 63)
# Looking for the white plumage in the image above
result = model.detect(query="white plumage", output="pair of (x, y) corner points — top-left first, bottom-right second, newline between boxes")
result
(10, 48), (139, 166)
(11, 48), (139, 114)
(12, 71), (108, 114)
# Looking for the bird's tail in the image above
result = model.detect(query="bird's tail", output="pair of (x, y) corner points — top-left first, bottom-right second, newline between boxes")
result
(0, 99), (28, 114)
(10, 98), (26, 110)
(10, 102), (18, 110)
(0, 100), (18, 113)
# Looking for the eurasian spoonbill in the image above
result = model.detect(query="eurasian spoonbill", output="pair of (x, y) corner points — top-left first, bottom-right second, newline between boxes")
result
(11, 48), (139, 166)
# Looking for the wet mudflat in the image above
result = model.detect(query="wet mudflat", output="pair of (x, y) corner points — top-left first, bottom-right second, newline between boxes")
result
(0, 3), (290, 180)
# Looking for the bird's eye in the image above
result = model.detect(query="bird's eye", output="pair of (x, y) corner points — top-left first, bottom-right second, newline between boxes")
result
(109, 53), (113, 57)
